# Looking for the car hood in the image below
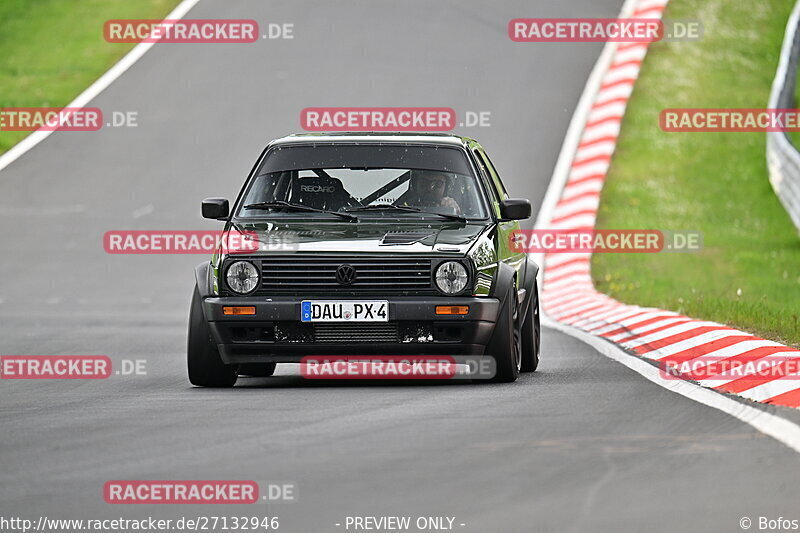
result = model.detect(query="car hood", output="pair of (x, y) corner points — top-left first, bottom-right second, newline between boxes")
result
(229, 220), (489, 255)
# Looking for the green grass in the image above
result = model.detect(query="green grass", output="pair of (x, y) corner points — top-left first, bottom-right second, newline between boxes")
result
(592, 0), (800, 347)
(0, 0), (180, 153)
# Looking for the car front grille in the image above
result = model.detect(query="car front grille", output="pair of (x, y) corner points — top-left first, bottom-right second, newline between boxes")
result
(258, 256), (434, 295)
(313, 323), (399, 343)
(220, 321), (436, 345)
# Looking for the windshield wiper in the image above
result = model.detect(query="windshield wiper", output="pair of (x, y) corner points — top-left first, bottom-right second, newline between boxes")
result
(419, 211), (467, 223)
(242, 200), (357, 221)
(344, 204), (422, 213)
(345, 204), (467, 223)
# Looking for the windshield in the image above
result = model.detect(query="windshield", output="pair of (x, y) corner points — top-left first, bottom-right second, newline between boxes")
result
(236, 144), (488, 220)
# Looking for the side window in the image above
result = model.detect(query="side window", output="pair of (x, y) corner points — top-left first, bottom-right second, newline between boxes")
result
(476, 148), (508, 199)
(472, 149), (501, 217)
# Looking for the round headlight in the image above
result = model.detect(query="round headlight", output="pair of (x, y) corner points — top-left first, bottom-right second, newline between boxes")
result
(226, 261), (259, 294)
(435, 261), (469, 294)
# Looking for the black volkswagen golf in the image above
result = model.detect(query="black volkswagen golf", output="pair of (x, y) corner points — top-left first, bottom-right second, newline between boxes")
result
(189, 133), (540, 386)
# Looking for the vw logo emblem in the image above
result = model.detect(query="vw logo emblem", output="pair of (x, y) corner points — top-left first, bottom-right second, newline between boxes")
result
(335, 264), (356, 285)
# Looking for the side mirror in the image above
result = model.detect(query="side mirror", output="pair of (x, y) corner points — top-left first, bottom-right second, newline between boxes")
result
(202, 198), (229, 220)
(499, 198), (531, 221)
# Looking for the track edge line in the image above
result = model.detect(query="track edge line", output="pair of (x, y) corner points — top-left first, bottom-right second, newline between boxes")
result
(0, 0), (202, 174)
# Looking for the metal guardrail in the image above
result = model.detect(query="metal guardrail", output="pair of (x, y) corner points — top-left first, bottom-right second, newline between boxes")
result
(767, 0), (800, 234)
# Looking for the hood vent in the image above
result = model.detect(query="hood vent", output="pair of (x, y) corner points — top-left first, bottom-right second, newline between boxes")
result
(380, 231), (435, 245)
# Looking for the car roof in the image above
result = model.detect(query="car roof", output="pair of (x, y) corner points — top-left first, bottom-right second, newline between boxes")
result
(268, 132), (476, 148)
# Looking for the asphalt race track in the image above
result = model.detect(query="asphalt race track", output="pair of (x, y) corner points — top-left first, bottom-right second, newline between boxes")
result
(1, 1), (800, 532)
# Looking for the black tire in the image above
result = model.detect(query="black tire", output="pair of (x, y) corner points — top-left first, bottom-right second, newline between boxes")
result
(487, 285), (521, 383)
(239, 363), (277, 377)
(520, 281), (540, 372)
(187, 287), (237, 387)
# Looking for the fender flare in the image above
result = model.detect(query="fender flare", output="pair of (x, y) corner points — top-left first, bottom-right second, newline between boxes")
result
(486, 261), (517, 356)
(490, 261), (517, 308)
(194, 261), (213, 299)
(520, 256), (540, 323)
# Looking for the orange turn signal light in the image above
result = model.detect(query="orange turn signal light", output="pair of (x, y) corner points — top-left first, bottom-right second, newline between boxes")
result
(436, 305), (469, 315)
(222, 306), (256, 316)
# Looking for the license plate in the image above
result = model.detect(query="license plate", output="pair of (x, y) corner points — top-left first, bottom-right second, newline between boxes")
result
(301, 300), (388, 322)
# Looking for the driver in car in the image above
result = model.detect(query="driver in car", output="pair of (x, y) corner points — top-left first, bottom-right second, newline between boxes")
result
(395, 170), (462, 215)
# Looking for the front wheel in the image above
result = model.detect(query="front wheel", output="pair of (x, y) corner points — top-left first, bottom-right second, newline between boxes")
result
(187, 287), (238, 387)
(487, 285), (521, 383)
(520, 281), (540, 372)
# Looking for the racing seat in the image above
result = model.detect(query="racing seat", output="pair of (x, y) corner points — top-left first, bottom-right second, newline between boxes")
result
(289, 175), (355, 211)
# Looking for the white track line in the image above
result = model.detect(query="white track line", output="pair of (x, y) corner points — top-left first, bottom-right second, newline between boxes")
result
(0, 0), (201, 174)
(544, 317), (800, 454)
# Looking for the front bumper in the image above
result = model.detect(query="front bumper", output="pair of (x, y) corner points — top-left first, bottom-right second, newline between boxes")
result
(203, 296), (500, 364)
